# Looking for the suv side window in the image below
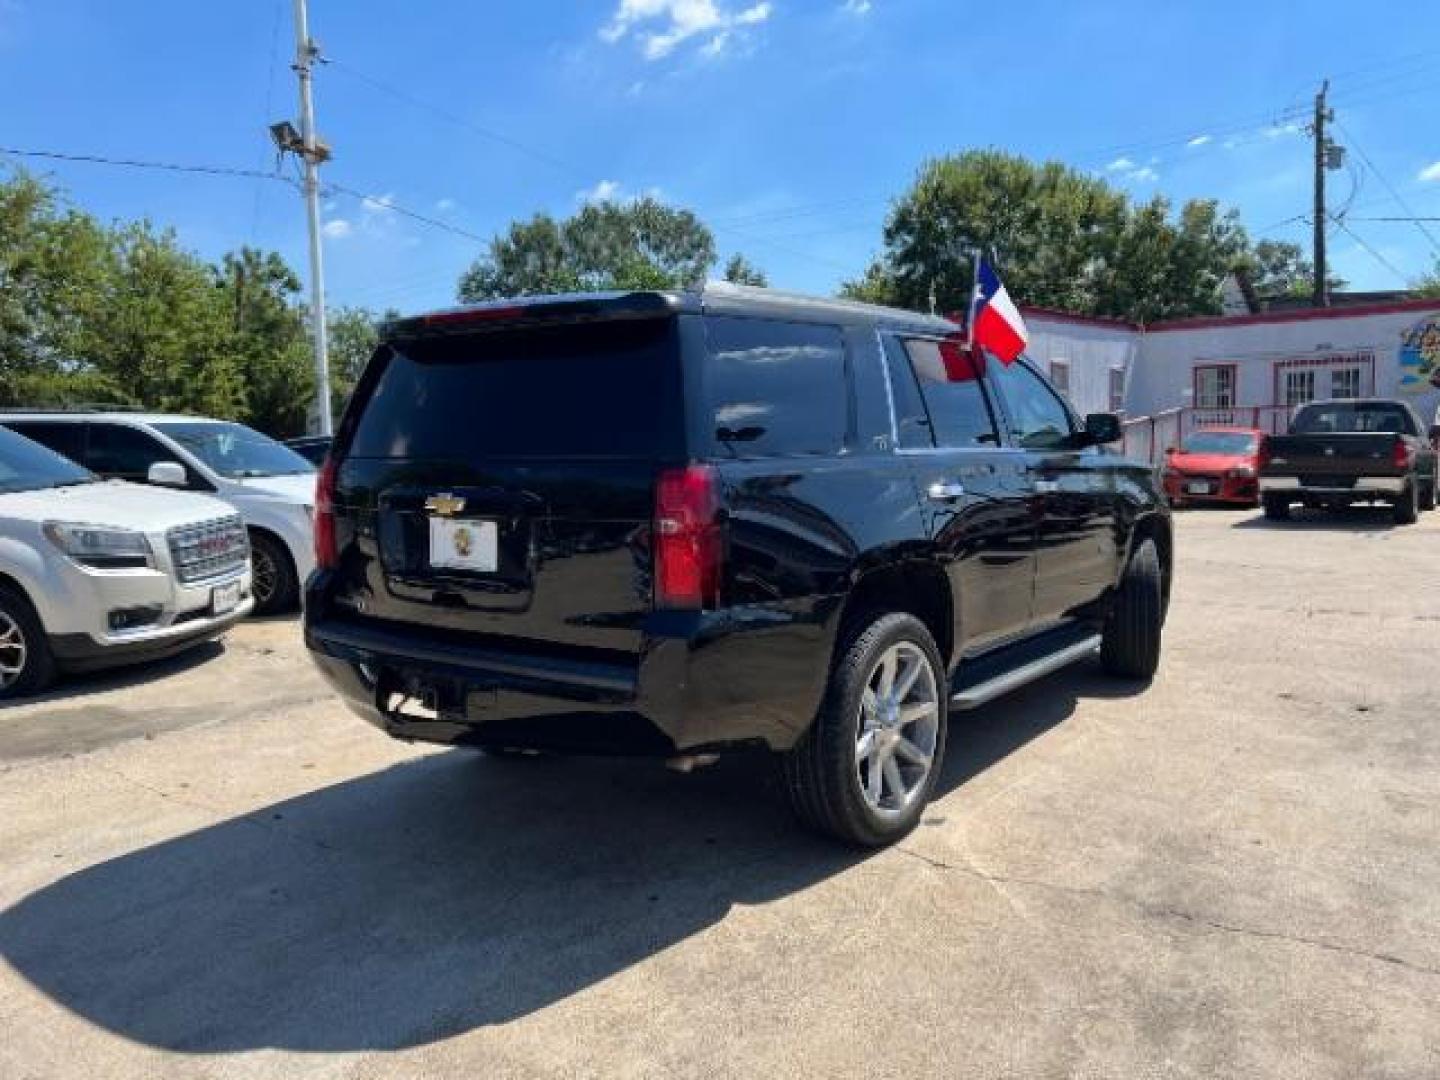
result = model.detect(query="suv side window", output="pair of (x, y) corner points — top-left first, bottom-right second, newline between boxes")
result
(880, 338), (934, 449)
(4, 421), (88, 463)
(86, 423), (185, 481)
(704, 316), (849, 457)
(986, 356), (1075, 450)
(899, 338), (1000, 449)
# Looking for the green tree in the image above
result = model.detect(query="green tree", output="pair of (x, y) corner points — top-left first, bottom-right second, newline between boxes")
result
(722, 253), (768, 286)
(217, 247), (313, 437)
(458, 197), (733, 301)
(1242, 239), (1345, 300)
(1411, 260), (1440, 299)
(841, 150), (1252, 323)
(326, 305), (393, 417)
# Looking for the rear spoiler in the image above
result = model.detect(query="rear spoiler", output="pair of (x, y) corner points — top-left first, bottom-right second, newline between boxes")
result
(384, 292), (682, 341)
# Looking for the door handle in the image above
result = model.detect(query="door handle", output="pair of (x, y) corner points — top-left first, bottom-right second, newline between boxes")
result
(927, 480), (966, 501)
(1032, 479), (1060, 494)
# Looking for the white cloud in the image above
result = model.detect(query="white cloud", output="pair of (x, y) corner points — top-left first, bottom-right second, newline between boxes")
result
(434, 197), (457, 212)
(361, 192), (397, 215)
(1265, 122), (1301, 139)
(321, 219), (352, 239)
(841, 0), (871, 12)
(600, 0), (773, 61)
(1418, 161), (1440, 183)
(1105, 157), (1158, 184)
(577, 179), (624, 203)
(1186, 134), (1211, 148)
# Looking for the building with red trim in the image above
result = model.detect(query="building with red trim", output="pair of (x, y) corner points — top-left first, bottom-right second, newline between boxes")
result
(1022, 297), (1440, 459)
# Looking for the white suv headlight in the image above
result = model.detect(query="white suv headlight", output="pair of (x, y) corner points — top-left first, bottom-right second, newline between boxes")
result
(43, 522), (154, 570)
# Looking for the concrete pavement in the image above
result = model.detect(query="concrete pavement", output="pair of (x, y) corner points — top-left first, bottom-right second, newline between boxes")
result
(0, 506), (1437, 1078)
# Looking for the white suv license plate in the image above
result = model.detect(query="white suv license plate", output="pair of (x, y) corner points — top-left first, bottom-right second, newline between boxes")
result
(211, 580), (242, 615)
(429, 518), (499, 572)
(1186, 481), (1213, 494)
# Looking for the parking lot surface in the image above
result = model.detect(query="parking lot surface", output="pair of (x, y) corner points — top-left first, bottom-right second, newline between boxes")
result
(1, 507), (1437, 1079)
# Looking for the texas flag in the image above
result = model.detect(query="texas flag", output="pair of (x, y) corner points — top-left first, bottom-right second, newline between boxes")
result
(970, 257), (1029, 364)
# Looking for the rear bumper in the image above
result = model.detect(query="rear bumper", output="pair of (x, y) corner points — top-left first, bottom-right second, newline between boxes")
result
(1163, 473), (1257, 504)
(1260, 476), (1406, 496)
(303, 606), (831, 755)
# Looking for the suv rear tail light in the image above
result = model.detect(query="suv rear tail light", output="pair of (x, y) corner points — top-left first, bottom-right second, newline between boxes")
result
(315, 457), (338, 570)
(654, 465), (721, 610)
(1392, 439), (1415, 470)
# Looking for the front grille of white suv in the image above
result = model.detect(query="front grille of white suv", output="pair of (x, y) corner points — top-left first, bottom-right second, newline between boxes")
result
(167, 515), (249, 584)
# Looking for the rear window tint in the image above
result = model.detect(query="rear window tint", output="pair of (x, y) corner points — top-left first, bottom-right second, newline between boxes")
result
(348, 318), (681, 459)
(1293, 402), (1417, 435)
(704, 316), (848, 457)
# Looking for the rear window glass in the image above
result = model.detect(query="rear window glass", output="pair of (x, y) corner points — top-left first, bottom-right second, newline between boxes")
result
(704, 316), (848, 457)
(1293, 402), (1416, 435)
(348, 318), (680, 459)
(900, 338), (1000, 449)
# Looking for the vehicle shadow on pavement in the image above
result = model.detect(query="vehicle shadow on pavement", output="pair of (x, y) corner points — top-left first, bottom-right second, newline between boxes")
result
(1230, 507), (1406, 532)
(0, 640), (227, 713)
(0, 662), (1136, 1053)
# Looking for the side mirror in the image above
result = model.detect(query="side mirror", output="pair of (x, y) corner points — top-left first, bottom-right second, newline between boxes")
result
(1164, 445), (1178, 456)
(1083, 413), (1122, 445)
(147, 461), (188, 488)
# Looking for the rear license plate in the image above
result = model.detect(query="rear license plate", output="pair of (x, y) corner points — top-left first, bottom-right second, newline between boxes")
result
(428, 518), (498, 572)
(211, 580), (242, 615)
(1186, 481), (1213, 494)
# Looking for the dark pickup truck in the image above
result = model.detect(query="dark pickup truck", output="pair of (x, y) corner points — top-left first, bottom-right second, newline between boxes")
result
(303, 285), (1172, 846)
(1259, 398), (1439, 524)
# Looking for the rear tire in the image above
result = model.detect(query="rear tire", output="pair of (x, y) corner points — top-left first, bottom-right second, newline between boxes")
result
(1419, 480), (1436, 512)
(249, 532), (299, 615)
(1262, 494), (1291, 521)
(783, 612), (948, 847)
(1100, 538), (1163, 681)
(0, 584), (55, 699)
(1393, 482), (1419, 525)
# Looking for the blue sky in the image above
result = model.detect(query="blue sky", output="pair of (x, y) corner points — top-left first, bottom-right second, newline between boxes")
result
(2, 0), (1438, 315)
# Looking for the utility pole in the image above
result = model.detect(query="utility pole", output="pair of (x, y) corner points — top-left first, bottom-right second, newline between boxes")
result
(291, 0), (332, 435)
(1311, 80), (1333, 309)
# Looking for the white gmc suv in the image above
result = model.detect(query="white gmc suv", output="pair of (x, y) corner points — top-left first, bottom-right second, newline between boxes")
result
(1, 412), (316, 614)
(0, 425), (253, 697)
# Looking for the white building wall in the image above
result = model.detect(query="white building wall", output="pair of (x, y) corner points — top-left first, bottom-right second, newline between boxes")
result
(1025, 316), (1139, 417)
(1126, 305), (1440, 424)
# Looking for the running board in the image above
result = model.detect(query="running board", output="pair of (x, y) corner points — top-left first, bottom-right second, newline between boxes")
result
(950, 634), (1102, 711)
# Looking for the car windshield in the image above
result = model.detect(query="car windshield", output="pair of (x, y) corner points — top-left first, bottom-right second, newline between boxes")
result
(1181, 432), (1256, 454)
(1293, 403), (1414, 435)
(0, 425), (97, 494)
(152, 421), (315, 479)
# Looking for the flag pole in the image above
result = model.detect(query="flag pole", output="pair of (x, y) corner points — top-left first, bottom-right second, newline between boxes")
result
(962, 247), (982, 350)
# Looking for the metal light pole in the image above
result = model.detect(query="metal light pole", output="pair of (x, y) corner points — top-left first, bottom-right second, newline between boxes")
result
(292, 0), (332, 435)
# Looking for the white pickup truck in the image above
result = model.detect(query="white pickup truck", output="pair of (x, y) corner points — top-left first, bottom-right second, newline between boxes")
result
(0, 425), (253, 697)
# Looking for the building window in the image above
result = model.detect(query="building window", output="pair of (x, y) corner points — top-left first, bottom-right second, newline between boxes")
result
(1194, 364), (1236, 409)
(1330, 367), (1362, 399)
(1284, 369), (1317, 408)
(1108, 367), (1126, 413)
(1048, 359), (1071, 397)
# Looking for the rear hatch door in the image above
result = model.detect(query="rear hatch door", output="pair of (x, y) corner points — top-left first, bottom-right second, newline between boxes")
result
(330, 308), (685, 656)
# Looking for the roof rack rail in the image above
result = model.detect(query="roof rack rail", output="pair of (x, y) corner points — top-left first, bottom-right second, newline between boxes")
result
(0, 403), (145, 414)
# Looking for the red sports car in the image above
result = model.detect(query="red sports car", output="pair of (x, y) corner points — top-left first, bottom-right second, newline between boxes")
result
(1162, 427), (1266, 507)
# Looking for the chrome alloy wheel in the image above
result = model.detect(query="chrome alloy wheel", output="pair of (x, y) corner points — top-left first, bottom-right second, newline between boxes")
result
(855, 641), (940, 816)
(0, 610), (29, 690)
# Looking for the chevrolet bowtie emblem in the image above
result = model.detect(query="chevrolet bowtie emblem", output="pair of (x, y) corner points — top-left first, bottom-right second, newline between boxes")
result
(424, 493), (467, 516)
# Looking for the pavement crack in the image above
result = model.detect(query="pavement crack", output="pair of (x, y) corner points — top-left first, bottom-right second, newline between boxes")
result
(893, 845), (1440, 980)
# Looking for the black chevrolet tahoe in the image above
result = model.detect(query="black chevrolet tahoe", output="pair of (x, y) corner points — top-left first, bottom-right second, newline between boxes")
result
(304, 285), (1172, 846)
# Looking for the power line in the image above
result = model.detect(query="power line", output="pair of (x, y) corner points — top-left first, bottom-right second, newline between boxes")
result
(326, 57), (587, 179)
(323, 180), (489, 243)
(1349, 216), (1440, 223)
(0, 146), (293, 185)
(1335, 120), (1440, 260)
(1330, 214), (1408, 283)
